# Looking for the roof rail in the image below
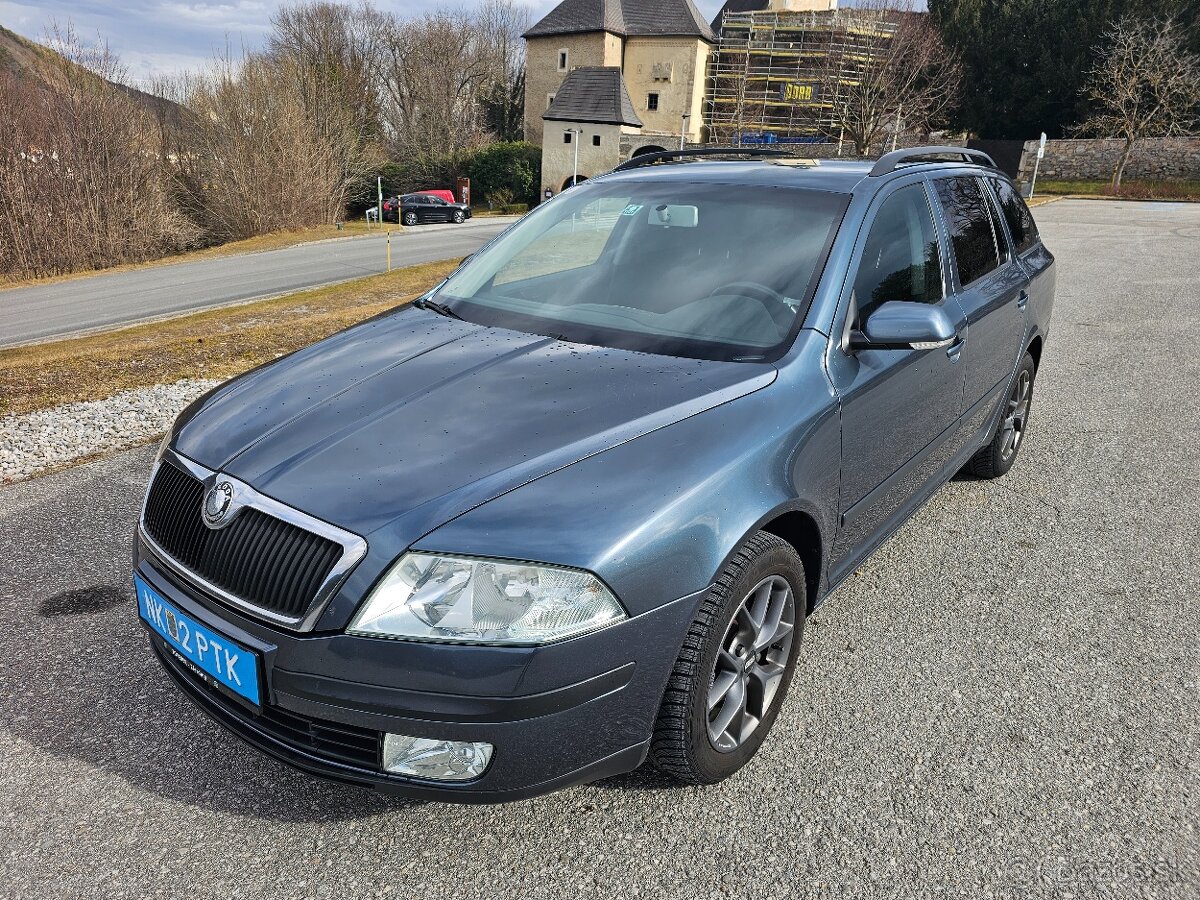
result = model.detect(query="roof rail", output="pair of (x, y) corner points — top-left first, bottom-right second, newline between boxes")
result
(868, 146), (997, 177)
(612, 147), (795, 172)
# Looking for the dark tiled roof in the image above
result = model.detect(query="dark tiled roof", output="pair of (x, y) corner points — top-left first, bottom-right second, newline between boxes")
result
(709, 0), (769, 33)
(525, 0), (716, 42)
(543, 67), (643, 127)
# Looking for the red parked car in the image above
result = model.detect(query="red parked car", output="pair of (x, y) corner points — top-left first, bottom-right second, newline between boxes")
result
(415, 190), (458, 204)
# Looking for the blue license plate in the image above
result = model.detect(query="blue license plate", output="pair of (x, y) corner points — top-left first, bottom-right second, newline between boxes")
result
(136, 574), (261, 706)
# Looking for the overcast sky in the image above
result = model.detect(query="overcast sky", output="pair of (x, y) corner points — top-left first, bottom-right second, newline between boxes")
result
(1, 0), (919, 84)
(0, 0), (703, 81)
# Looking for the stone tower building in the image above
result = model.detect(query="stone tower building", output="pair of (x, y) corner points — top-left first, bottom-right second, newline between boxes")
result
(522, 0), (716, 147)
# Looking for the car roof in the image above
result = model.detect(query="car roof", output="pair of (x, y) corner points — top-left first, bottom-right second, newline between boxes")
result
(598, 156), (1002, 196)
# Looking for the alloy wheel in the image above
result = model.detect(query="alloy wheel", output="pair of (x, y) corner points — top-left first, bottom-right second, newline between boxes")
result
(707, 575), (796, 753)
(1000, 369), (1032, 462)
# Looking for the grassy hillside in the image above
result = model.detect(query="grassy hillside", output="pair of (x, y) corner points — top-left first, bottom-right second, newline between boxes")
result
(0, 24), (181, 121)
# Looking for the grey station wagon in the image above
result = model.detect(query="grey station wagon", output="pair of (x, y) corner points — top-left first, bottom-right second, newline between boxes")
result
(134, 146), (1054, 802)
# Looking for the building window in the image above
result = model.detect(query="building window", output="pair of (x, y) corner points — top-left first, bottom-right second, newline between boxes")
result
(647, 93), (659, 111)
(547, 94), (555, 110)
(564, 132), (572, 144)
(558, 49), (568, 71)
(592, 135), (601, 146)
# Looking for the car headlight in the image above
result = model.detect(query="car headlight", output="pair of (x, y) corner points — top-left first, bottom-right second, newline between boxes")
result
(347, 552), (626, 645)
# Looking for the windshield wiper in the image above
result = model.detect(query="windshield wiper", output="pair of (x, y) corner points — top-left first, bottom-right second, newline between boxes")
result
(414, 298), (464, 320)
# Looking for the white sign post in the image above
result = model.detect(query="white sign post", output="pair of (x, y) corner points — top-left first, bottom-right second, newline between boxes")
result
(1030, 132), (1047, 199)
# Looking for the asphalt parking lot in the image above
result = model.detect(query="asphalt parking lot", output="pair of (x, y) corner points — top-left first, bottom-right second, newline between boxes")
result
(0, 199), (1196, 899)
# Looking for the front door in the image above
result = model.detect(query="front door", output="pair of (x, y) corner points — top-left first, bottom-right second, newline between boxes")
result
(826, 180), (968, 581)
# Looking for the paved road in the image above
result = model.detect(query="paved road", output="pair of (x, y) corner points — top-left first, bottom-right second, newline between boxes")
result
(0, 217), (519, 348)
(0, 200), (1197, 898)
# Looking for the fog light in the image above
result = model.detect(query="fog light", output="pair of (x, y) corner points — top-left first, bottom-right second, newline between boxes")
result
(382, 733), (494, 782)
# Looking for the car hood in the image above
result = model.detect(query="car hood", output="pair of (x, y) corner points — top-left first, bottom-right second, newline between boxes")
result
(173, 308), (776, 546)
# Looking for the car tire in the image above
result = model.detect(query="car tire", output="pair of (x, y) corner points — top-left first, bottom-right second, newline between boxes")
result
(650, 531), (806, 785)
(963, 351), (1037, 479)
(403, 212), (418, 227)
(452, 210), (465, 224)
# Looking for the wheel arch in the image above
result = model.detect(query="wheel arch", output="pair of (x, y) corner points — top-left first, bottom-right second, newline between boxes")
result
(1026, 334), (1044, 371)
(760, 509), (824, 613)
(715, 505), (827, 615)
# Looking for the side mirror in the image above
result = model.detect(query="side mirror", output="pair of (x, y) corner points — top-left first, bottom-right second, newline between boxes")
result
(848, 301), (957, 352)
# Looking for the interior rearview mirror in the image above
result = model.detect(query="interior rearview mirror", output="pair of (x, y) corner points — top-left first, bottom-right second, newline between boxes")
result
(847, 301), (957, 352)
(648, 204), (699, 228)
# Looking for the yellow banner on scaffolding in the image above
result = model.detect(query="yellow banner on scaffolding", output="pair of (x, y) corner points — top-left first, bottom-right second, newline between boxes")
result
(779, 82), (820, 104)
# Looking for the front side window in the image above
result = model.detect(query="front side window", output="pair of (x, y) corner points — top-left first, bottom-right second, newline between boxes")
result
(990, 177), (1039, 254)
(558, 49), (568, 71)
(853, 184), (943, 322)
(433, 180), (848, 362)
(647, 93), (659, 111)
(933, 176), (1001, 287)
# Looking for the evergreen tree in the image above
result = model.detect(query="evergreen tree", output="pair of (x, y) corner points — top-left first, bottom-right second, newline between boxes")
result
(928, 0), (1200, 138)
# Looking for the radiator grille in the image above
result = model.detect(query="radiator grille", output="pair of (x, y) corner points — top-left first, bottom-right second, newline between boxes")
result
(142, 461), (343, 622)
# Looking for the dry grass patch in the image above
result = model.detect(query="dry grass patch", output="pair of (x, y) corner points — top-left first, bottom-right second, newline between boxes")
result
(1035, 179), (1200, 201)
(0, 258), (457, 417)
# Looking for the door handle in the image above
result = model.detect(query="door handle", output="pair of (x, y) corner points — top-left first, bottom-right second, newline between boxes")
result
(946, 336), (965, 361)
(1017, 290), (1029, 310)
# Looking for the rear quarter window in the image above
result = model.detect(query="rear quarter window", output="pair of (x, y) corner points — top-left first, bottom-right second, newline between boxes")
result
(990, 177), (1040, 254)
(932, 176), (1001, 287)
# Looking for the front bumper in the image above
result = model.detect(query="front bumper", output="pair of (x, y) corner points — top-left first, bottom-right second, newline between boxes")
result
(134, 545), (705, 803)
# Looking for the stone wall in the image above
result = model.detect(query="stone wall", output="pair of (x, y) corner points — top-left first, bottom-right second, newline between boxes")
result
(622, 37), (711, 141)
(524, 32), (624, 145)
(1016, 137), (1200, 185)
(541, 121), (625, 197)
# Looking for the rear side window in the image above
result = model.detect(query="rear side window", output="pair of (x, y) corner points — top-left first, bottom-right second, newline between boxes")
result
(990, 178), (1039, 254)
(853, 183), (943, 321)
(933, 177), (1001, 287)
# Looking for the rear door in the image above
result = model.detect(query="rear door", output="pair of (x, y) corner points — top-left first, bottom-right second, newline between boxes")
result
(989, 176), (1055, 333)
(930, 176), (1028, 425)
(826, 179), (968, 580)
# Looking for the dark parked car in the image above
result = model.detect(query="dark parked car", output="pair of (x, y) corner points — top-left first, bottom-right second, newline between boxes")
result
(135, 147), (1054, 802)
(383, 193), (470, 226)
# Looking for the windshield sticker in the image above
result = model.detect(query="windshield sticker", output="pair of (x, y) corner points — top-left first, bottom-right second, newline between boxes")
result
(621, 204), (643, 216)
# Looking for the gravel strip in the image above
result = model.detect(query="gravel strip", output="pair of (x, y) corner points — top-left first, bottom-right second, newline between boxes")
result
(0, 379), (219, 483)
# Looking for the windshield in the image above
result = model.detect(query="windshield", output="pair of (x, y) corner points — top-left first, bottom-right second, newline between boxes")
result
(434, 179), (848, 362)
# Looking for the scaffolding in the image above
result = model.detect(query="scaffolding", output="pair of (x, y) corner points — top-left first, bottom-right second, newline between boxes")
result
(705, 9), (898, 145)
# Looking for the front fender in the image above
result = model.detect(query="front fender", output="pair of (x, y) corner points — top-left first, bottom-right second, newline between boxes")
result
(415, 335), (841, 616)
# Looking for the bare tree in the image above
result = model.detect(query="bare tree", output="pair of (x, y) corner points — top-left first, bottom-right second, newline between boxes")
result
(269, 1), (388, 204)
(378, 0), (530, 184)
(476, 0), (530, 141)
(828, 1), (962, 156)
(181, 47), (382, 240)
(1077, 17), (1200, 190)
